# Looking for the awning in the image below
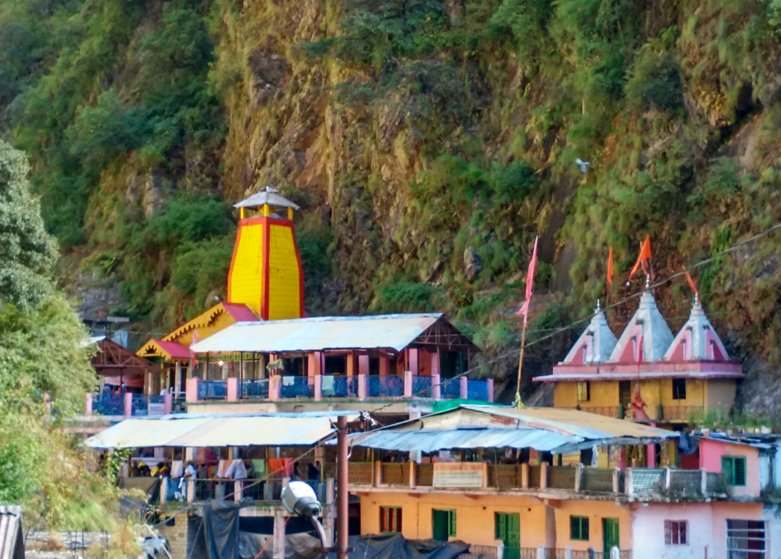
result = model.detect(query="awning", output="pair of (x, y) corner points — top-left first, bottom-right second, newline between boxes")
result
(345, 405), (677, 454)
(84, 412), (360, 449)
(189, 313), (447, 354)
(350, 428), (580, 453)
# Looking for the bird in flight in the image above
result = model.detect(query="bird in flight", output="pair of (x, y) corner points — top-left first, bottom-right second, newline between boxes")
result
(575, 158), (591, 174)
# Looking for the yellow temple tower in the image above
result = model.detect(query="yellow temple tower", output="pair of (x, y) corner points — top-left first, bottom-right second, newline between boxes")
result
(227, 186), (304, 320)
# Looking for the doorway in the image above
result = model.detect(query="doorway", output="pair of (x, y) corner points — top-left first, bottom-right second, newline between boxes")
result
(495, 512), (520, 559)
(603, 518), (620, 555)
(432, 509), (456, 541)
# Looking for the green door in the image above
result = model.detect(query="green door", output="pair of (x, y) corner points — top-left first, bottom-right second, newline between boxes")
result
(495, 512), (520, 559)
(432, 509), (456, 541)
(603, 518), (619, 556)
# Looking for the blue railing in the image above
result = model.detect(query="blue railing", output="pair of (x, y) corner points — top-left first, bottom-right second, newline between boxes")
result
(467, 379), (489, 400)
(321, 376), (357, 398)
(442, 378), (461, 399)
(411, 375), (432, 398)
(131, 394), (149, 416)
(241, 380), (269, 399)
(367, 376), (404, 398)
(92, 393), (124, 415)
(198, 381), (227, 400)
(280, 376), (314, 398)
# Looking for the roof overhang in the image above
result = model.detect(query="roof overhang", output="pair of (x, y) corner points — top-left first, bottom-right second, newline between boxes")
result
(84, 411), (360, 449)
(136, 339), (190, 361)
(535, 371), (745, 382)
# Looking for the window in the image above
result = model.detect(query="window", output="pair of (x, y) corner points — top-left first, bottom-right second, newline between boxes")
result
(665, 520), (688, 545)
(727, 519), (766, 558)
(576, 382), (590, 402)
(570, 516), (589, 541)
(379, 506), (402, 533)
(672, 378), (687, 400)
(722, 456), (747, 486)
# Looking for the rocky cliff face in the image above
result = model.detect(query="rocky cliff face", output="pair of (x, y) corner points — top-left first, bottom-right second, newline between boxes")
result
(4, 0), (781, 419)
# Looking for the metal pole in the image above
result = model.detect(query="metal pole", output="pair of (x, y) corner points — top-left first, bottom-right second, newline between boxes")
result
(337, 415), (349, 559)
(514, 314), (529, 408)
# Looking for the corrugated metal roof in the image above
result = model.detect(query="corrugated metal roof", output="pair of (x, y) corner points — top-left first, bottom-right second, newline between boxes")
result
(84, 412), (359, 449)
(348, 405), (676, 453)
(351, 428), (578, 452)
(234, 187), (300, 210)
(190, 313), (444, 354)
(0, 506), (22, 559)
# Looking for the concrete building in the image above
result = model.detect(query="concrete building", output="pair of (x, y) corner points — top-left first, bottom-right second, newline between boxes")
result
(535, 293), (743, 425)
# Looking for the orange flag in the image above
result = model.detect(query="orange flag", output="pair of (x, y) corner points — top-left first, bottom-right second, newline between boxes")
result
(607, 247), (614, 290)
(628, 235), (651, 280)
(683, 268), (698, 296)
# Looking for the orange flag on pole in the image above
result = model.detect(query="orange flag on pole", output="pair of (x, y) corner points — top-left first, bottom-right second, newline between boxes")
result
(683, 268), (698, 296)
(517, 236), (539, 319)
(628, 235), (651, 280)
(607, 246), (614, 290)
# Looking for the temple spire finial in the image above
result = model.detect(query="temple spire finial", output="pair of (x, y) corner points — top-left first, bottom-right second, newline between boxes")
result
(645, 275), (651, 289)
(596, 299), (601, 312)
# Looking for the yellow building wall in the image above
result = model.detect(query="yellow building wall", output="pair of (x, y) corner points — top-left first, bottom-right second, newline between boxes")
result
(705, 380), (737, 416)
(228, 221), (265, 316)
(267, 223), (302, 320)
(556, 378), (711, 421)
(359, 492), (548, 548)
(554, 501), (632, 553)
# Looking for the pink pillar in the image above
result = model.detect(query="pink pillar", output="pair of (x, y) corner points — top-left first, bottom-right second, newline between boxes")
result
(431, 350), (440, 376)
(85, 393), (93, 416)
(404, 371), (413, 398)
(617, 447), (627, 470)
(123, 392), (133, 417)
(431, 373), (441, 400)
(269, 375), (281, 401)
(459, 376), (468, 399)
(186, 378), (199, 403)
(379, 355), (389, 377)
(314, 374), (322, 401)
(358, 355), (370, 375)
(308, 352), (322, 376)
(646, 443), (657, 468)
(487, 379), (494, 402)
(164, 393), (173, 414)
(408, 349), (419, 375)
(358, 374), (367, 400)
(226, 377), (239, 402)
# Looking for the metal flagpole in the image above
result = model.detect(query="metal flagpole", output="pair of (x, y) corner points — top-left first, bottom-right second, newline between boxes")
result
(514, 313), (529, 409)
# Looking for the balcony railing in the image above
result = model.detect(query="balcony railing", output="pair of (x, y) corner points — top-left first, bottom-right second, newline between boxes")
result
(87, 392), (172, 417)
(183, 373), (494, 405)
(518, 549), (632, 559)
(351, 461), (729, 501)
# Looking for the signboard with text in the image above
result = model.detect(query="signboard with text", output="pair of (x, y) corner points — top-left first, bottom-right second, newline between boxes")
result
(432, 462), (486, 488)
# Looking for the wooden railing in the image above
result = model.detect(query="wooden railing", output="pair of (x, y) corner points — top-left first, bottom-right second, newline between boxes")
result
(354, 461), (732, 501)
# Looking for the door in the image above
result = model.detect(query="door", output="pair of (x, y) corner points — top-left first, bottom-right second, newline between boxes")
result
(432, 509), (456, 541)
(495, 512), (520, 559)
(619, 381), (631, 416)
(603, 518), (620, 556)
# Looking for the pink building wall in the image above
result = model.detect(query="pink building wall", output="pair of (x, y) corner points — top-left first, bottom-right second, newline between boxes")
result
(632, 502), (764, 559)
(699, 438), (761, 498)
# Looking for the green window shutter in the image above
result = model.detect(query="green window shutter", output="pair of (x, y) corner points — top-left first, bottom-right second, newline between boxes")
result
(734, 457), (746, 486)
(722, 456), (733, 485)
(449, 511), (457, 537)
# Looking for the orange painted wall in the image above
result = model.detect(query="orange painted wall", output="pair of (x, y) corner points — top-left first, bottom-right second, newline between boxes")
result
(553, 500), (632, 553)
(358, 492), (633, 551)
